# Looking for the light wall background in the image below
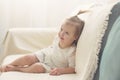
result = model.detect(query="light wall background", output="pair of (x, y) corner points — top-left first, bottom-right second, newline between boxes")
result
(0, 0), (96, 29)
(0, 0), (95, 48)
(0, 0), (117, 54)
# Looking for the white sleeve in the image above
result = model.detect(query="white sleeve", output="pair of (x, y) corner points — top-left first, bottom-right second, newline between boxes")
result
(34, 48), (46, 63)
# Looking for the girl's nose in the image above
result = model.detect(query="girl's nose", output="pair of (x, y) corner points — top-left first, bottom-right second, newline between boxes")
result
(61, 31), (65, 37)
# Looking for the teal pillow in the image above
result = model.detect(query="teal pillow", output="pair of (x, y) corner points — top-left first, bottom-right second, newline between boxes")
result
(99, 16), (120, 80)
(93, 2), (120, 80)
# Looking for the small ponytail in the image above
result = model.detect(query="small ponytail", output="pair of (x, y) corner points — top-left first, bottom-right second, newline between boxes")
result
(75, 10), (88, 17)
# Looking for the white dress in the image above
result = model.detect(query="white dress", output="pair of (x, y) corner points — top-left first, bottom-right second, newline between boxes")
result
(35, 36), (76, 72)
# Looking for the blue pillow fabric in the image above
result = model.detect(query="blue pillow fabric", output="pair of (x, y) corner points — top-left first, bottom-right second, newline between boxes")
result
(93, 2), (120, 80)
(99, 16), (120, 80)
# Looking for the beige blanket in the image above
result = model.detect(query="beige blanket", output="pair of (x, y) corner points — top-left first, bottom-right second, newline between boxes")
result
(1, 28), (57, 63)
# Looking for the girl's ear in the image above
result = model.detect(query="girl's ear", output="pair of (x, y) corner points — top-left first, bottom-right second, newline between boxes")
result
(75, 36), (77, 40)
(73, 36), (79, 45)
(74, 35), (79, 40)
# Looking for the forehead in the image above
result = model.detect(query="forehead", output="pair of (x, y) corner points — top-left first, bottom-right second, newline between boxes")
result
(63, 20), (75, 26)
(61, 22), (76, 33)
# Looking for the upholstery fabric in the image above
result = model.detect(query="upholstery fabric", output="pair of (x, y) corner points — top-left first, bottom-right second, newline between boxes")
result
(99, 15), (120, 80)
(3, 28), (57, 55)
(93, 2), (120, 80)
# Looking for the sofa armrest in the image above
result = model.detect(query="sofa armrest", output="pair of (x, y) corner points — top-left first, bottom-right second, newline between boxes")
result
(3, 28), (58, 57)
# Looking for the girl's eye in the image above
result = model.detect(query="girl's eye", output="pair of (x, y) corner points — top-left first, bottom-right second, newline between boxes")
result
(61, 28), (63, 31)
(65, 32), (69, 35)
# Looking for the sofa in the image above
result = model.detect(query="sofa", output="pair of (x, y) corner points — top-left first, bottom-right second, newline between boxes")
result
(0, 1), (120, 80)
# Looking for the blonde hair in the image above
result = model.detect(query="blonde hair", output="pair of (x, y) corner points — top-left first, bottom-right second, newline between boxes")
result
(65, 11), (86, 45)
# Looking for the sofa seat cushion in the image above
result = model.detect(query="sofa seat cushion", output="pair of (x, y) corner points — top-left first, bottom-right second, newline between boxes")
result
(0, 55), (78, 80)
(1, 72), (77, 80)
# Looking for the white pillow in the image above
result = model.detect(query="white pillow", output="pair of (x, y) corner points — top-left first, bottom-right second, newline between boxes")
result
(75, 3), (116, 80)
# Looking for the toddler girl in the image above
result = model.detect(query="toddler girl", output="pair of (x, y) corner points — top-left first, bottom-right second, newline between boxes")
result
(0, 11), (85, 75)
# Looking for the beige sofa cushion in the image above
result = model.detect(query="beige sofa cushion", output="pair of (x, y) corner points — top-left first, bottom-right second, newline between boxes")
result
(1, 55), (77, 80)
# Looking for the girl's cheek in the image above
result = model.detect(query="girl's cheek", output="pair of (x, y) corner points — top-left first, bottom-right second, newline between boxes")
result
(65, 35), (69, 40)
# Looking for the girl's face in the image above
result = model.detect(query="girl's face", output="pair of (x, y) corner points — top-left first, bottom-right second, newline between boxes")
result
(58, 23), (78, 48)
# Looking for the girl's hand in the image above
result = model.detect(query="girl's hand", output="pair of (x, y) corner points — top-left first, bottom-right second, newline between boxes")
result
(49, 68), (62, 75)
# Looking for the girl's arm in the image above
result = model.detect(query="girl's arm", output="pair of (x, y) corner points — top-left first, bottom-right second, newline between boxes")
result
(50, 67), (75, 75)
